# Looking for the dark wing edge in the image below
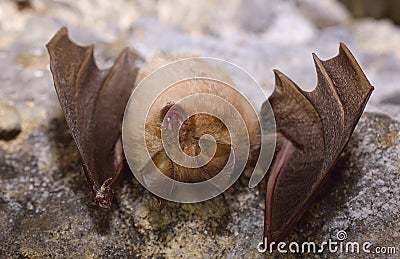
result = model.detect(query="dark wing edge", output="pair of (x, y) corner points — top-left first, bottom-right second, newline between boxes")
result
(46, 27), (139, 208)
(263, 43), (374, 242)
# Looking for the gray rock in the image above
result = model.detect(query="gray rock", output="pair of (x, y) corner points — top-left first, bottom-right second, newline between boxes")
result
(0, 103), (21, 140)
(297, 0), (350, 28)
(0, 112), (399, 258)
(340, 0), (400, 25)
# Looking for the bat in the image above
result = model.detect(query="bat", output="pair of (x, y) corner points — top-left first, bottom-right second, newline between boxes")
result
(46, 27), (139, 208)
(47, 28), (373, 243)
(261, 43), (374, 243)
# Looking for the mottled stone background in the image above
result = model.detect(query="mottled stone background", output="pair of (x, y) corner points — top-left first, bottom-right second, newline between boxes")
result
(0, 0), (399, 258)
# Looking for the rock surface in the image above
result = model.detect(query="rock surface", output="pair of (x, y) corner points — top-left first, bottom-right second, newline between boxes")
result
(340, 0), (400, 25)
(0, 103), (21, 140)
(0, 0), (399, 258)
(0, 112), (398, 258)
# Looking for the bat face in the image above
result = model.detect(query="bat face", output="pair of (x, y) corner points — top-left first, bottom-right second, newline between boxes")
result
(150, 110), (232, 183)
(138, 70), (260, 184)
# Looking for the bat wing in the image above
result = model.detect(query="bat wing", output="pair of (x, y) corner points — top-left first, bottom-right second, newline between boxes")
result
(46, 27), (139, 208)
(261, 43), (373, 242)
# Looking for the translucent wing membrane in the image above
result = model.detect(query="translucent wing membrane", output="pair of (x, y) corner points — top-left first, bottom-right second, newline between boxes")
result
(47, 27), (139, 208)
(261, 43), (373, 242)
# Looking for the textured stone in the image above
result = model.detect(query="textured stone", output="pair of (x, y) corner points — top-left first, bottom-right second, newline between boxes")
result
(0, 103), (21, 140)
(297, 0), (350, 28)
(341, 0), (400, 25)
(0, 112), (399, 258)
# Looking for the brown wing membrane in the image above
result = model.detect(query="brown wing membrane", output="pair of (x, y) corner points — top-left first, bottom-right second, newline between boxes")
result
(261, 43), (373, 242)
(46, 27), (139, 208)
